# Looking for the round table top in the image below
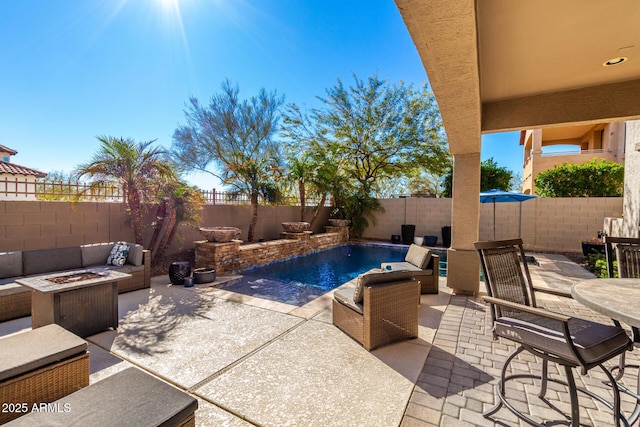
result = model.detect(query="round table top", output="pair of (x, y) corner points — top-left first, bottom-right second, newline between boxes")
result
(571, 278), (640, 328)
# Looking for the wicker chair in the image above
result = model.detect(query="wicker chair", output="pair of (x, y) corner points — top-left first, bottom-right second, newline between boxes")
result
(476, 239), (633, 426)
(332, 270), (419, 350)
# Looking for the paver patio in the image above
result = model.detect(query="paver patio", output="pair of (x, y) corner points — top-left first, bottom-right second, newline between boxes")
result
(1, 252), (638, 426)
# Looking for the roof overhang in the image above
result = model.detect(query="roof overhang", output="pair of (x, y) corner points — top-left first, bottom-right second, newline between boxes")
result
(395, 0), (640, 153)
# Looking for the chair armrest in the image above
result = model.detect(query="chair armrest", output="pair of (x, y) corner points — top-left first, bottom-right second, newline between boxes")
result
(532, 286), (573, 299)
(482, 296), (572, 323)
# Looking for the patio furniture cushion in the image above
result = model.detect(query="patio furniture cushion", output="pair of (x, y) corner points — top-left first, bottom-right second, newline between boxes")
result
(0, 278), (29, 297)
(405, 244), (432, 269)
(5, 367), (198, 427)
(0, 324), (87, 382)
(81, 242), (144, 267)
(22, 247), (83, 276)
(352, 270), (413, 303)
(107, 242), (130, 267)
(126, 243), (144, 267)
(495, 314), (631, 366)
(334, 288), (363, 314)
(381, 261), (434, 275)
(0, 251), (23, 279)
(81, 242), (114, 267)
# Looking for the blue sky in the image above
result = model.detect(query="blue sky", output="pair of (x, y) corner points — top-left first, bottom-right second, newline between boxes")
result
(0, 0), (523, 190)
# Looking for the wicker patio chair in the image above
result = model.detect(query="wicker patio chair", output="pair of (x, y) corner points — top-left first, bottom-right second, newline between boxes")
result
(476, 238), (633, 426)
(332, 270), (419, 350)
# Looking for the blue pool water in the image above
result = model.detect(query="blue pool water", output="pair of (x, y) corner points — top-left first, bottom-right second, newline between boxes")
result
(220, 244), (445, 306)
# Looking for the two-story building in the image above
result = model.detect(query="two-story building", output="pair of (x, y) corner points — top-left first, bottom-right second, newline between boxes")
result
(520, 122), (626, 194)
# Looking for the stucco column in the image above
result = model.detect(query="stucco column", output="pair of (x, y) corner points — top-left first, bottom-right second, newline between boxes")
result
(447, 152), (481, 294)
(532, 129), (543, 154)
(623, 120), (640, 238)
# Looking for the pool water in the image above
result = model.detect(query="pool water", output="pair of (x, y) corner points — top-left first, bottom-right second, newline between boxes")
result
(220, 244), (446, 306)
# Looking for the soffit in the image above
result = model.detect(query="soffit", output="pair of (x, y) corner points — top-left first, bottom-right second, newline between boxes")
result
(478, 0), (640, 103)
(396, 0), (640, 145)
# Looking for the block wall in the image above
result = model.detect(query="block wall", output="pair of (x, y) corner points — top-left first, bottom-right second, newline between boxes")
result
(0, 197), (623, 255)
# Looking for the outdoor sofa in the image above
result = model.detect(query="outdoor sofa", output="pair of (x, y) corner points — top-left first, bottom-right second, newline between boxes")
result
(381, 244), (440, 294)
(333, 269), (420, 350)
(0, 242), (150, 322)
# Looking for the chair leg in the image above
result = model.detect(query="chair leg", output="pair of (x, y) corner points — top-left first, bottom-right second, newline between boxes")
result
(599, 364), (629, 427)
(563, 365), (580, 427)
(484, 346), (524, 418)
(538, 358), (549, 399)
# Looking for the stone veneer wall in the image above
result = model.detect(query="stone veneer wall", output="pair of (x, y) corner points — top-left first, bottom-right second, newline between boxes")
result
(195, 227), (349, 273)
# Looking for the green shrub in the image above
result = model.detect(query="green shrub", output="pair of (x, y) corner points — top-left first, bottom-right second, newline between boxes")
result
(534, 159), (623, 197)
(584, 252), (617, 278)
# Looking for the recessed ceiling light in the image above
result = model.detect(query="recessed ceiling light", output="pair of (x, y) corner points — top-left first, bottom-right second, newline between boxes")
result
(603, 57), (628, 66)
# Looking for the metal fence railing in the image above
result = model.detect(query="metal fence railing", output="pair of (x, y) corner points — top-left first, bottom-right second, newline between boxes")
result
(0, 177), (331, 206)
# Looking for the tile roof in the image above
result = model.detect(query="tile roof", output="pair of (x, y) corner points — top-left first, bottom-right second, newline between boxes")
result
(0, 161), (47, 178)
(0, 144), (17, 155)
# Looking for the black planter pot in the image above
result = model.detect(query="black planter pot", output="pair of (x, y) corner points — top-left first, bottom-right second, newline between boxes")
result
(581, 242), (605, 256)
(401, 224), (415, 245)
(169, 261), (191, 285)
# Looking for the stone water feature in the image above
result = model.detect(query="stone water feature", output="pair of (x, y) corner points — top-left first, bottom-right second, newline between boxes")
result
(195, 221), (350, 274)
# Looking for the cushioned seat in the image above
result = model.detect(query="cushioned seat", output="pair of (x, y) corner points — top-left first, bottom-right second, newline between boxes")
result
(381, 244), (439, 294)
(495, 315), (631, 366)
(0, 324), (89, 424)
(332, 269), (419, 350)
(5, 367), (198, 427)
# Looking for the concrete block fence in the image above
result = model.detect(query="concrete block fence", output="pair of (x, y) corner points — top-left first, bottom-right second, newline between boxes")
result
(0, 197), (623, 255)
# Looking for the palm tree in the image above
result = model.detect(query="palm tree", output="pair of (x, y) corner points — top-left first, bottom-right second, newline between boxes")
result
(75, 136), (176, 244)
(150, 180), (205, 263)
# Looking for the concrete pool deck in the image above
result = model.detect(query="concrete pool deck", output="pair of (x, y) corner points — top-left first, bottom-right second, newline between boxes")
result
(1, 252), (639, 426)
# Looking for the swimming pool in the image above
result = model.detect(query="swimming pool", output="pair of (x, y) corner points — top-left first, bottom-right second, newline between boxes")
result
(220, 244), (445, 306)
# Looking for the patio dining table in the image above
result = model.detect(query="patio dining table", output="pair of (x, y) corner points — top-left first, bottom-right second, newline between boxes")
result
(571, 278), (640, 329)
(572, 278), (640, 424)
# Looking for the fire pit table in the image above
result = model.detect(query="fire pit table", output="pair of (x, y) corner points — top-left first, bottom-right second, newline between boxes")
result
(16, 269), (131, 337)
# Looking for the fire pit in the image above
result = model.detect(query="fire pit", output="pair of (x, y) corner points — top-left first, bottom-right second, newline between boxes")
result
(46, 272), (102, 284)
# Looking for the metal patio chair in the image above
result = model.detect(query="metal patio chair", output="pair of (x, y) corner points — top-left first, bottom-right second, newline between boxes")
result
(605, 236), (640, 373)
(476, 238), (633, 426)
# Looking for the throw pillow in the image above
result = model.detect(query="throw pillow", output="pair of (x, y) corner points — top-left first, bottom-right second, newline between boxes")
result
(106, 242), (130, 267)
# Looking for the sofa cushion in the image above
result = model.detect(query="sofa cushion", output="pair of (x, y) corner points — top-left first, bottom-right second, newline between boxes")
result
(334, 288), (363, 314)
(107, 242), (130, 267)
(382, 261), (423, 273)
(353, 270), (413, 304)
(0, 278), (30, 297)
(6, 367), (198, 427)
(81, 243), (114, 267)
(0, 251), (22, 279)
(0, 324), (87, 382)
(495, 315), (631, 366)
(23, 247), (82, 276)
(126, 243), (144, 267)
(405, 244), (432, 269)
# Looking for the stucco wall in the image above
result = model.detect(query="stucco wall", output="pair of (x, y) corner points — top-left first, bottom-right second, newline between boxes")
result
(0, 197), (623, 254)
(0, 175), (38, 201)
(622, 120), (640, 238)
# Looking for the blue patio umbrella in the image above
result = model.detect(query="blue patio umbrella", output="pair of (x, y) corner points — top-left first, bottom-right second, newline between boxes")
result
(480, 189), (538, 239)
